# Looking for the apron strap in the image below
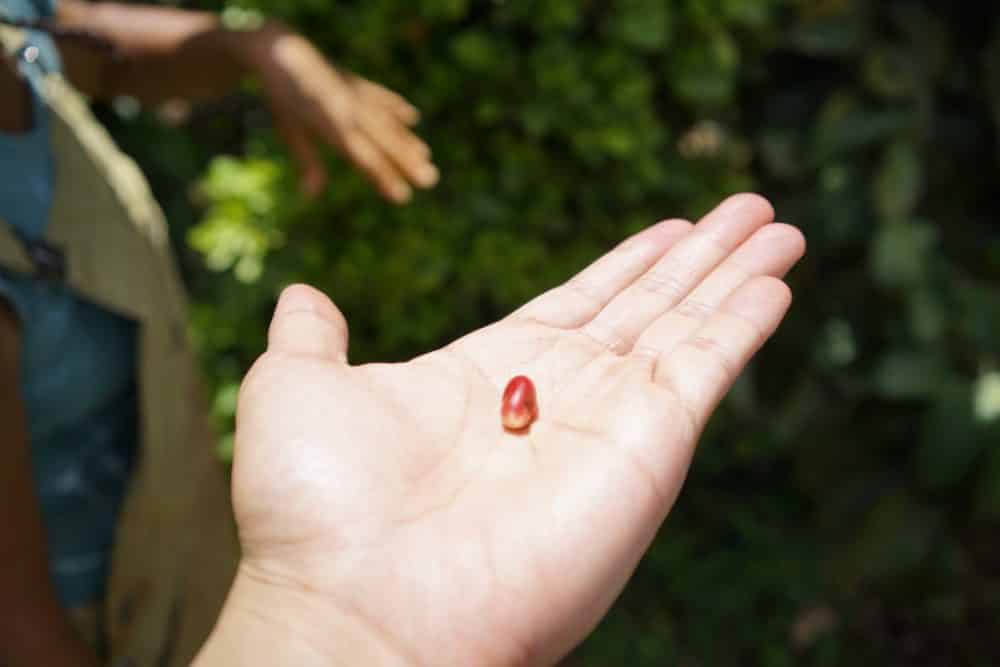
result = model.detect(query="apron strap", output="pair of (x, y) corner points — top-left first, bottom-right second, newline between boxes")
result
(16, 231), (66, 281)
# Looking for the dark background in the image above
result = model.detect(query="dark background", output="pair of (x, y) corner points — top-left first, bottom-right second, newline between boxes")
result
(99, 1), (1000, 664)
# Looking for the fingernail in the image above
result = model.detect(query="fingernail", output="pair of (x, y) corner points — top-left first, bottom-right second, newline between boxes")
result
(392, 183), (412, 202)
(419, 164), (439, 186)
(276, 284), (320, 314)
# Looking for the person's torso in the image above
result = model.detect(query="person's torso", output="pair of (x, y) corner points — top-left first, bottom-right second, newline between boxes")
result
(1, 9), (239, 663)
(0, 0), (139, 610)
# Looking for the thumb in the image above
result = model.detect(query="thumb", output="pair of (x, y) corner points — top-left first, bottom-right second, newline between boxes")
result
(267, 284), (349, 362)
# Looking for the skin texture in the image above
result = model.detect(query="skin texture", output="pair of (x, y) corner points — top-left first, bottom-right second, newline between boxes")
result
(195, 193), (806, 666)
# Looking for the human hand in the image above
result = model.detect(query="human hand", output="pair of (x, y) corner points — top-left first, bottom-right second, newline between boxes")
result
(201, 194), (804, 665)
(244, 25), (438, 201)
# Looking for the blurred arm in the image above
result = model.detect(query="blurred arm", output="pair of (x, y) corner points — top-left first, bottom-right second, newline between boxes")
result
(51, 1), (439, 203)
(53, 0), (272, 104)
(0, 302), (98, 667)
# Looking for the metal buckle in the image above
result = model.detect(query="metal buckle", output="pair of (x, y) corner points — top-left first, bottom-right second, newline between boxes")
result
(19, 235), (66, 282)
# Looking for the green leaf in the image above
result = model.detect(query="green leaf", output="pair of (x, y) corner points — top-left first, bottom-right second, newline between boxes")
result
(870, 220), (937, 288)
(848, 492), (941, 582)
(787, 14), (867, 56)
(873, 350), (947, 399)
(610, 0), (672, 51)
(450, 31), (497, 71)
(863, 46), (921, 98)
(916, 385), (986, 490)
(974, 443), (1000, 520)
(874, 140), (923, 223)
(811, 94), (911, 162)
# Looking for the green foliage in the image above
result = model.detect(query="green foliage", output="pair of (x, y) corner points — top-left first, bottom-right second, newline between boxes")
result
(101, 0), (1000, 663)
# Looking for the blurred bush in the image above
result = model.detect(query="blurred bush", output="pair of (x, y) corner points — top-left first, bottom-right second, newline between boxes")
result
(100, 0), (1000, 663)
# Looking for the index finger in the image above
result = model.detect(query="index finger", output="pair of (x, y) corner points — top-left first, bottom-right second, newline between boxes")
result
(512, 218), (693, 329)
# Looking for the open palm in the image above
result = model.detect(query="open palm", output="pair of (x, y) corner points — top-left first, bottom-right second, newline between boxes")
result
(230, 194), (805, 665)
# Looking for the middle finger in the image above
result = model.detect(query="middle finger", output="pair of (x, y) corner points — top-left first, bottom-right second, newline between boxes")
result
(578, 193), (775, 354)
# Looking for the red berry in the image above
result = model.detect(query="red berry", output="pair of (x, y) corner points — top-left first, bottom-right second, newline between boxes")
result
(501, 375), (537, 431)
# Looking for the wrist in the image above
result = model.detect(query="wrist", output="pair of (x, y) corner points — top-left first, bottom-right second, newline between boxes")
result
(194, 561), (411, 666)
(219, 16), (293, 76)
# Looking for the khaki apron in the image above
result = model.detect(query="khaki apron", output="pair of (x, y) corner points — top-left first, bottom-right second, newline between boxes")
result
(0, 28), (239, 667)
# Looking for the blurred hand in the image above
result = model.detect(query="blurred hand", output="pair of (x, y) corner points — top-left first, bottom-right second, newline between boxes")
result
(245, 26), (438, 201)
(211, 194), (804, 665)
